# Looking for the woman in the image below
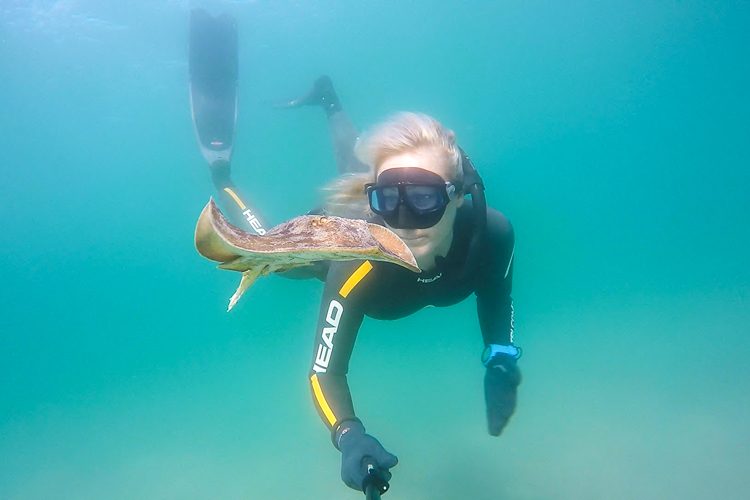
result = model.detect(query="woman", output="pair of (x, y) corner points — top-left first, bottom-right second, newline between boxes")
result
(192, 47), (520, 488)
(286, 78), (521, 493)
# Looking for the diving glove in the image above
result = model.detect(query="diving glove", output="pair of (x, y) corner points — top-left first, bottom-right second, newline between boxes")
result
(484, 353), (522, 436)
(335, 419), (398, 492)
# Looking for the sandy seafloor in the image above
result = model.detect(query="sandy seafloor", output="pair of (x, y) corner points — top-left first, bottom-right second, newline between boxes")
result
(1, 1), (749, 499)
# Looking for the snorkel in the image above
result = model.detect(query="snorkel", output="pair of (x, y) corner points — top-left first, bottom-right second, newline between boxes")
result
(457, 147), (487, 279)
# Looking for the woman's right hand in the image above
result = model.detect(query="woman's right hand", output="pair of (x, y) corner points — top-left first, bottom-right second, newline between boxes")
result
(336, 420), (398, 491)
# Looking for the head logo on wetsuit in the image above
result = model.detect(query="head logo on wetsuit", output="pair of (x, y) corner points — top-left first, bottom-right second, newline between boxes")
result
(313, 299), (344, 373)
(416, 272), (443, 284)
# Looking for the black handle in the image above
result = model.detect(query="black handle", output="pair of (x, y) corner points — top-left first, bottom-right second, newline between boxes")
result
(362, 458), (390, 499)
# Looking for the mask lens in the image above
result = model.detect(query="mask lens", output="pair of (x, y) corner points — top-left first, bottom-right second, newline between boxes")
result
(404, 185), (443, 213)
(369, 186), (400, 214)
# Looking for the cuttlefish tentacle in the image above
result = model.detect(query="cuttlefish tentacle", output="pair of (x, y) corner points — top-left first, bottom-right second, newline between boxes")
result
(227, 267), (265, 312)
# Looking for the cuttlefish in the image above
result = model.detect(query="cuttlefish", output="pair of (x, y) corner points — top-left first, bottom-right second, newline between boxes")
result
(195, 199), (420, 311)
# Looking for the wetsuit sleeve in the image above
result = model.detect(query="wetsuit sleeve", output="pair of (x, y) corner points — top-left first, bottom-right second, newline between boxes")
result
(308, 260), (374, 441)
(475, 209), (516, 346)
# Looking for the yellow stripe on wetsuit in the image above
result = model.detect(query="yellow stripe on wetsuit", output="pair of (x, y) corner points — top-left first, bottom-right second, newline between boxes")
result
(310, 373), (337, 426)
(310, 260), (374, 427)
(223, 187), (247, 210)
(338, 261), (373, 298)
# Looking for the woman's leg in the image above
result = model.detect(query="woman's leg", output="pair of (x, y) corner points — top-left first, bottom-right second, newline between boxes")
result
(328, 111), (370, 174)
(209, 160), (269, 236)
(280, 75), (369, 174)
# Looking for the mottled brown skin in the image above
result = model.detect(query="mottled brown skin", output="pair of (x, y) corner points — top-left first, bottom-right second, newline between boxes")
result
(195, 198), (419, 274)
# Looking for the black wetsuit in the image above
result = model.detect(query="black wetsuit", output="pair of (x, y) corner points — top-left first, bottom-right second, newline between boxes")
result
(188, 12), (518, 452)
(308, 203), (516, 439)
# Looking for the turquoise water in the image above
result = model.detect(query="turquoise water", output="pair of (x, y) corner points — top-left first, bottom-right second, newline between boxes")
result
(1, 1), (749, 499)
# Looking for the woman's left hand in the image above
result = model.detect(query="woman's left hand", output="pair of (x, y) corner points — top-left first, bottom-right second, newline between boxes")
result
(484, 355), (522, 436)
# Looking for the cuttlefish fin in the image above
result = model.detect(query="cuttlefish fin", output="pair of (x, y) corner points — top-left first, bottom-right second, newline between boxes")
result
(367, 223), (420, 272)
(227, 267), (264, 312)
(195, 198), (245, 263)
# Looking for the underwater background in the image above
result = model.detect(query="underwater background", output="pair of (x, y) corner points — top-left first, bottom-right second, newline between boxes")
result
(1, 1), (749, 499)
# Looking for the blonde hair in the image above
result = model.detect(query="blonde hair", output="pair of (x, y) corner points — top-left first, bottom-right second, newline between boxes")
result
(323, 112), (462, 218)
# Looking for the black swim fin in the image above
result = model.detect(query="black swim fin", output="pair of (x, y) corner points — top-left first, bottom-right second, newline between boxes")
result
(275, 75), (341, 116)
(189, 8), (238, 168)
